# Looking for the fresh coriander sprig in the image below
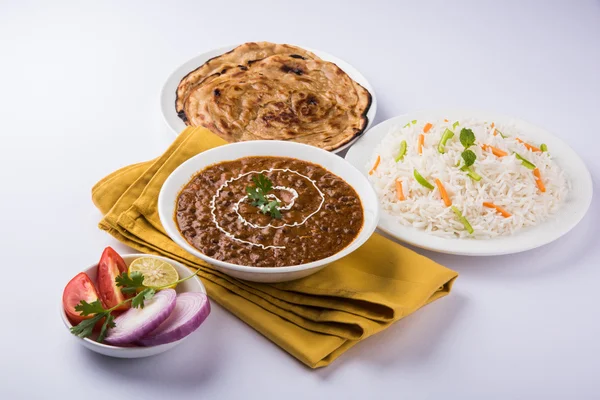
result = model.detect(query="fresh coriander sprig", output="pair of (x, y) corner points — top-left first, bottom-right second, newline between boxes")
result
(458, 128), (481, 181)
(259, 200), (282, 219)
(71, 300), (119, 343)
(459, 128), (476, 149)
(114, 271), (156, 308)
(461, 149), (476, 168)
(245, 173), (282, 219)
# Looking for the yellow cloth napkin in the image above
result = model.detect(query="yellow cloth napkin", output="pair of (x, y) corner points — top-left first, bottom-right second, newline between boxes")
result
(92, 126), (458, 368)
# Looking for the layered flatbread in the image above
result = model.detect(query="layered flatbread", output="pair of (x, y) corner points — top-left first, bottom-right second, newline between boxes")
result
(176, 42), (371, 151)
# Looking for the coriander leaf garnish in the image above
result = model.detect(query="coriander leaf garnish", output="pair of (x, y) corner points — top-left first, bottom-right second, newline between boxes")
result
(246, 173), (282, 219)
(254, 174), (273, 195)
(116, 271), (145, 294)
(70, 300), (118, 343)
(246, 173), (273, 207)
(461, 149), (476, 168)
(460, 128), (476, 148)
(97, 313), (115, 343)
(457, 128), (479, 180)
(132, 288), (156, 309)
(70, 313), (105, 339)
(74, 299), (106, 316)
(260, 200), (282, 219)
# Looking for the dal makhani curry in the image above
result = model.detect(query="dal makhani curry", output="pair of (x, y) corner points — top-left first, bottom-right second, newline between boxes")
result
(176, 156), (364, 267)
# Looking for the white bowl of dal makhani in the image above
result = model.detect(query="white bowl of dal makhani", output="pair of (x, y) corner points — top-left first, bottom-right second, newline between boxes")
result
(158, 141), (379, 282)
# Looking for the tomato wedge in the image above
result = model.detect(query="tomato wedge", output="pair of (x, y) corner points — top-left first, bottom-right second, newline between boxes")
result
(62, 272), (100, 323)
(97, 247), (130, 310)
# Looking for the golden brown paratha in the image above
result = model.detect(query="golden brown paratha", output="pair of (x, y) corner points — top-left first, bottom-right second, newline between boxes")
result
(176, 42), (320, 120)
(176, 42), (371, 151)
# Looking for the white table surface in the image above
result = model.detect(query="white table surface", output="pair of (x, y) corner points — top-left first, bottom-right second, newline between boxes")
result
(1, 1), (598, 398)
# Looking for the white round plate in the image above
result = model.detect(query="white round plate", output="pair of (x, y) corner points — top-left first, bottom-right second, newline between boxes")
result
(160, 44), (377, 154)
(158, 140), (380, 282)
(345, 110), (593, 256)
(61, 253), (208, 358)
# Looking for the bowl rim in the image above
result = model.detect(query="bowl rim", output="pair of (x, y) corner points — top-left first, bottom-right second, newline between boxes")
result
(60, 253), (206, 351)
(158, 140), (380, 274)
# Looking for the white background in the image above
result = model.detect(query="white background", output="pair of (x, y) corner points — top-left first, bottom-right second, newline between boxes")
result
(1, 1), (598, 399)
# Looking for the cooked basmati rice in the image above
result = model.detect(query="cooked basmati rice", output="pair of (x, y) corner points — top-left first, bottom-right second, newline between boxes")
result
(367, 118), (569, 238)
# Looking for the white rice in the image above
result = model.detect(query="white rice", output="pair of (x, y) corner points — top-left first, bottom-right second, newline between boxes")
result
(366, 118), (569, 239)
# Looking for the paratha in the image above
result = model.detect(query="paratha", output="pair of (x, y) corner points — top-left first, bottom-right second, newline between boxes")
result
(176, 42), (320, 120)
(177, 42), (372, 151)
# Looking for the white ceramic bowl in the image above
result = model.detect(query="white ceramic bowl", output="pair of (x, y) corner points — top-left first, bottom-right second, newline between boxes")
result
(160, 44), (377, 154)
(345, 109), (593, 256)
(158, 140), (380, 282)
(61, 253), (207, 358)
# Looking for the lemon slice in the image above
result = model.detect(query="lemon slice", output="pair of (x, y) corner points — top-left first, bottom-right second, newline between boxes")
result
(129, 257), (179, 288)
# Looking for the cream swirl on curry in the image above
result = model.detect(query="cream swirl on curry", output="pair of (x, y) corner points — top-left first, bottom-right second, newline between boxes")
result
(209, 168), (326, 250)
(175, 156), (364, 268)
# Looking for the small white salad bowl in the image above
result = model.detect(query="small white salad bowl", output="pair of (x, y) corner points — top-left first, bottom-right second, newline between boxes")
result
(60, 253), (207, 359)
(158, 140), (380, 283)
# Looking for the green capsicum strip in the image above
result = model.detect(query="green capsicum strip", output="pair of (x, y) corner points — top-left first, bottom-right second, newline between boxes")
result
(495, 129), (508, 139)
(413, 169), (434, 189)
(452, 121), (460, 129)
(437, 129), (455, 154)
(466, 167), (482, 181)
(514, 152), (536, 169)
(460, 166), (482, 181)
(451, 206), (474, 234)
(395, 140), (407, 162)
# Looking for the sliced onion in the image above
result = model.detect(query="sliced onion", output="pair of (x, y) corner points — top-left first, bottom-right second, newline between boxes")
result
(138, 292), (211, 346)
(105, 289), (177, 346)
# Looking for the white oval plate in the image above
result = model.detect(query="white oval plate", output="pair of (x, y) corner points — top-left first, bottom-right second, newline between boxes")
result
(158, 140), (380, 282)
(160, 44), (377, 154)
(61, 253), (207, 358)
(345, 110), (593, 256)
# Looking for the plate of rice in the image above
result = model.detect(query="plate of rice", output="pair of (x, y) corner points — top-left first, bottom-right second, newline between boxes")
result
(345, 110), (592, 256)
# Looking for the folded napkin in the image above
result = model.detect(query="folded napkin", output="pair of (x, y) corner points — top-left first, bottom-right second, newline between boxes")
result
(92, 126), (458, 368)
